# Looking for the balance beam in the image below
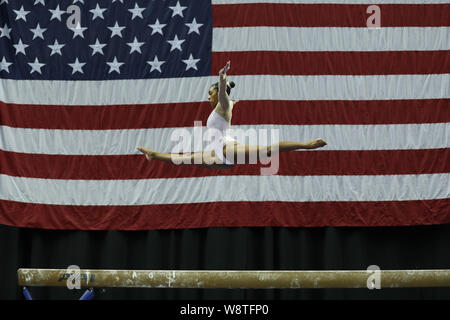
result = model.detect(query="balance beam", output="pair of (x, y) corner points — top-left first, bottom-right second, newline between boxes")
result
(17, 269), (450, 289)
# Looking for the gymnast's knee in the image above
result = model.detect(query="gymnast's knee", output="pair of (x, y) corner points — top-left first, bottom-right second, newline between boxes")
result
(266, 146), (272, 157)
(258, 145), (272, 158)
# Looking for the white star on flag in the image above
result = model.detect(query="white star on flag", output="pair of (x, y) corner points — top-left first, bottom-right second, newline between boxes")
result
(128, 3), (145, 20)
(0, 57), (12, 73)
(89, 38), (107, 56)
(13, 6), (30, 22)
(147, 56), (165, 73)
(68, 58), (86, 74)
(30, 23), (47, 40)
(70, 23), (87, 39)
(34, 0), (45, 5)
(185, 18), (203, 35)
(127, 37), (145, 54)
(49, 5), (65, 21)
(107, 57), (124, 74)
(13, 38), (29, 55)
(148, 19), (166, 36)
(28, 57), (45, 74)
(108, 22), (125, 38)
(167, 35), (185, 52)
(169, 1), (187, 18)
(48, 39), (65, 56)
(0, 23), (12, 39)
(90, 4), (107, 20)
(182, 54), (200, 71)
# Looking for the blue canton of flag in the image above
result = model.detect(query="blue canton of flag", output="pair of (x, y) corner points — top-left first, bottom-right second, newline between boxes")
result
(0, 0), (212, 80)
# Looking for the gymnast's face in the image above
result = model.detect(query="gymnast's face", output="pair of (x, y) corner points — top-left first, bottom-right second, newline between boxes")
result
(208, 86), (218, 107)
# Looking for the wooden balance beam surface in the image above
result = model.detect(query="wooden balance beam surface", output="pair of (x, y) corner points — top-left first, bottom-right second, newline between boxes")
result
(17, 269), (450, 289)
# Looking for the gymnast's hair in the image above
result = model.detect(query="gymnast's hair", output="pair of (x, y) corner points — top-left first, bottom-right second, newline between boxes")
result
(211, 81), (235, 95)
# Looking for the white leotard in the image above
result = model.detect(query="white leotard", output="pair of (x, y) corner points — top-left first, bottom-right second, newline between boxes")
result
(205, 109), (236, 165)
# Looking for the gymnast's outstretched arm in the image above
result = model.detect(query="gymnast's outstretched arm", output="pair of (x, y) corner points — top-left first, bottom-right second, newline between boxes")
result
(218, 61), (231, 111)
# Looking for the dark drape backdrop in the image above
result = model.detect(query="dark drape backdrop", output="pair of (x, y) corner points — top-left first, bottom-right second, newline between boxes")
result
(1, 224), (450, 300)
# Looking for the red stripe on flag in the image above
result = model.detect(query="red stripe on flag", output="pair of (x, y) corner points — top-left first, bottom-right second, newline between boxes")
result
(1, 149), (448, 179)
(212, 4), (450, 27)
(0, 198), (448, 230)
(1, 99), (448, 129)
(211, 51), (450, 76)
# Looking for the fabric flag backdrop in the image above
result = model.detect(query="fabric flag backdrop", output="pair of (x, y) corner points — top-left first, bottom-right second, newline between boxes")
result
(0, 0), (448, 230)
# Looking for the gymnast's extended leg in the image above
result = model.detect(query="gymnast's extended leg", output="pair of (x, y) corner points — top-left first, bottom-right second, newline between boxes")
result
(138, 138), (326, 167)
(137, 146), (232, 169)
(223, 138), (327, 163)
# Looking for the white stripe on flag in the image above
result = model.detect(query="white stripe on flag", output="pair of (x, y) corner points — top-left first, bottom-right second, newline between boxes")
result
(212, 27), (450, 52)
(0, 123), (448, 155)
(0, 173), (448, 205)
(0, 74), (448, 105)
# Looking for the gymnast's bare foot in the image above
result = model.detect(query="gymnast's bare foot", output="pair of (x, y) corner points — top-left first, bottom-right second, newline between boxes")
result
(307, 138), (327, 149)
(137, 146), (155, 161)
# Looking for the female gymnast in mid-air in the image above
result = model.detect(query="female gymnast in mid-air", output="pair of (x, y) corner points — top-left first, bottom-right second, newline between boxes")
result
(137, 61), (327, 169)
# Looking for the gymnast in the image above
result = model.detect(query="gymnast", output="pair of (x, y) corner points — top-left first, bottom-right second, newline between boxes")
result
(137, 61), (327, 169)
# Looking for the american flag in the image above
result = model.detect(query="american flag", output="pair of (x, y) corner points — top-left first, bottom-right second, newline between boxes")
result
(0, 0), (448, 230)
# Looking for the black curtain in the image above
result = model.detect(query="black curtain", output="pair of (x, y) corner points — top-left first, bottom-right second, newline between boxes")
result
(1, 223), (450, 300)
